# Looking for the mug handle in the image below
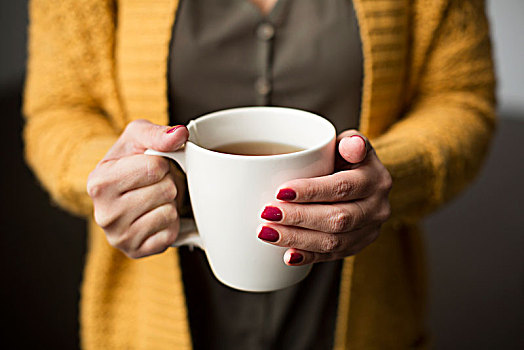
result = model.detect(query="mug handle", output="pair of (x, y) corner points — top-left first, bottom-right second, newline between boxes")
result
(144, 148), (204, 250)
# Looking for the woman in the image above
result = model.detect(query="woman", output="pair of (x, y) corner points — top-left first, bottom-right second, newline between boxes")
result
(23, 0), (496, 348)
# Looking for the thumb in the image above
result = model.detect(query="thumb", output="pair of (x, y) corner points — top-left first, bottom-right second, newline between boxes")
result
(105, 120), (189, 160)
(337, 130), (370, 164)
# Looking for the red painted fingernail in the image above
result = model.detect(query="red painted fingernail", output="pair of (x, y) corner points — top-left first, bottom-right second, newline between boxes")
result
(277, 188), (296, 201)
(288, 252), (303, 264)
(166, 125), (183, 134)
(258, 226), (279, 242)
(261, 206), (282, 221)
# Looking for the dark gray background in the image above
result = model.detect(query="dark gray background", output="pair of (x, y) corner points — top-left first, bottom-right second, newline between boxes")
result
(1, 1), (522, 349)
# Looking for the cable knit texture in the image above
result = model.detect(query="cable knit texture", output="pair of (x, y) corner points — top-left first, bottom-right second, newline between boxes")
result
(23, 0), (495, 349)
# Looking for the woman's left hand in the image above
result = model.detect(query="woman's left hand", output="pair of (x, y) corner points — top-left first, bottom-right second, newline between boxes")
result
(258, 130), (392, 265)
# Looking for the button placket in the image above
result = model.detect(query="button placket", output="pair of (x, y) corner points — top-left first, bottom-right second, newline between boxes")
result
(257, 22), (275, 41)
(254, 21), (275, 105)
(255, 77), (271, 96)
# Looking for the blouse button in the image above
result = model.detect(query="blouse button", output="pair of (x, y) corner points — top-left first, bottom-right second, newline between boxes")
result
(255, 77), (271, 95)
(257, 22), (275, 41)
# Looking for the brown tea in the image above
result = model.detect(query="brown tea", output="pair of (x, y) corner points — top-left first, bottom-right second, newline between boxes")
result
(211, 141), (304, 156)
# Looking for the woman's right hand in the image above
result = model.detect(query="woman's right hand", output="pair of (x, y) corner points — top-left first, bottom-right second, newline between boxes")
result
(87, 120), (188, 259)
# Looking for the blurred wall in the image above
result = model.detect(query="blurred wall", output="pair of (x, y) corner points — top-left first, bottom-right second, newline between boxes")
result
(488, 0), (524, 116)
(0, 0), (27, 88)
(1, 1), (86, 349)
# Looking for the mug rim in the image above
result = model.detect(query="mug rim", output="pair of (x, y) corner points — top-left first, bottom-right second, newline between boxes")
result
(185, 106), (336, 161)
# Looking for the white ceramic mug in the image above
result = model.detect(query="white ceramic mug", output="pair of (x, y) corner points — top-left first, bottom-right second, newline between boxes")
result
(146, 107), (336, 292)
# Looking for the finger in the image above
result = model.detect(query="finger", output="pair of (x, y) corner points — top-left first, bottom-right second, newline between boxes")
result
(132, 228), (175, 258)
(335, 130), (373, 168)
(280, 226), (380, 265)
(282, 248), (341, 266)
(104, 119), (189, 160)
(127, 203), (180, 258)
(261, 200), (369, 233)
(117, 155), (175, 193)
(95, 172), (177, 230)
(337, 130), (373, 157)
(89, 155), (172, 198)
(257, 223), (351, 254)
(120, 172), (177, 227)
(339, 135), (367, 164)
(283, 249), (310, 265)
(275, 170), (371, 204)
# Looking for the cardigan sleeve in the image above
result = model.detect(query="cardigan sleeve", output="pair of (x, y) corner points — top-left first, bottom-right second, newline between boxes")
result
(23, 0), (120, 217)
(372, 0), (496, 222)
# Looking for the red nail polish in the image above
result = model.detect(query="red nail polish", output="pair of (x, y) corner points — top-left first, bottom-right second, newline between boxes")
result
(166, 125), (183, 134)
(288, 252), (303, 264)
(261, 206), (282, 221)
(277, 188), (296, 201)
(258, 226), (279, 242)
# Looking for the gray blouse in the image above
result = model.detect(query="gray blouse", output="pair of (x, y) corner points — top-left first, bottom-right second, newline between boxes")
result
(169, 0), (362, 348)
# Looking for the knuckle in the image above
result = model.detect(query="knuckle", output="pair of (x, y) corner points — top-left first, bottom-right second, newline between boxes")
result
(144, 243), (170, 258)
(106, 232), (127, 251)
(116, 229), (142, 258)
(93, 208), (115, 229)
(282, 230), (299, 248)
(136, 231), (175, 259)
(329, 210), (352, 233)
(381, 171), (393, 193)
(156, 204), (178, 228)
(146, 157), (168, 183)
(287, 209), (305, 227)
(87, 181), (103, 199)
(159, 229), (178, 247)
(320, 234), (342, 253)
(114, 230), (132, 250)
(163, 204), (179, 223)
(162, 180), (178, 202)
(333, 181), (352, 201)
(105, 234), (118, 248)
(378, 203), (392, 223)
(124, 119), (145, 135)
(86, 173), (106, 199)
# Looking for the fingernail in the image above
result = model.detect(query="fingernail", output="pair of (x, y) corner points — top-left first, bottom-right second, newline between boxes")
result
(277, 188), (296, 201)
(288, 252), (303, 264)
(258, 226), (279, 242)
(261, 206), (282, 221)
(166, 125), (183, 134)
(350, 134), (365, 144)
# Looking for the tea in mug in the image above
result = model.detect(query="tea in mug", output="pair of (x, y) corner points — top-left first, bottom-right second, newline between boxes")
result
(211, 141), (304, 156)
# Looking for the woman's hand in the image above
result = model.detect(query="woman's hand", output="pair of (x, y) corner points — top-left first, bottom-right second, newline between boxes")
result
(87, 120), (188, 259)
(258, 130), (392, 265)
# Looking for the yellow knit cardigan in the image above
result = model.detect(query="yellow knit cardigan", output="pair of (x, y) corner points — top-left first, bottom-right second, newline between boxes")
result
(23, 0), (495, 348)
